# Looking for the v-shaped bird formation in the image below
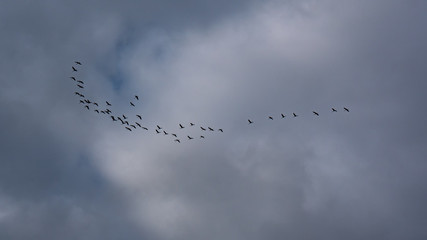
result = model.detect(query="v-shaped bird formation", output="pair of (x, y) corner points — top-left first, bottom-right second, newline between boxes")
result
(69, 61), (350, 143)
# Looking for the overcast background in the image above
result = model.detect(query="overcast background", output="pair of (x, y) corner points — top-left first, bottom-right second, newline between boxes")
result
(1, 0), (427, 239)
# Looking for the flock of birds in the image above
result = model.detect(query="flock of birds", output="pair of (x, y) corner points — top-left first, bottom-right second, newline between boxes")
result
(70, 61), (350, 143)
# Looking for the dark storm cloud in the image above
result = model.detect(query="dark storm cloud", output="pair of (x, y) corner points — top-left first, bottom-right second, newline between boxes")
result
(1, 0), (427, 239)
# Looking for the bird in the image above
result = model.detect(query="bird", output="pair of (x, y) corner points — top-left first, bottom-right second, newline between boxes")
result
(106, 101), (112, 106)
(332, 108), (337, 112)
(130, 102), (135, 107)
(156, 129), (160, 134)
(72, 66), (77, 72)
(117, 117), (122, 121)
(163, 131), (168, 135)
(122, 115), (127, 119)
(293, 113), (298, 117)
(187, 136), (194, 140)
(79, 100), (84, 104)
(190, 123), (195, 126)
(93, 102), (98, 106)
(344, 107), (349, 112)
(75, 61), (82, 65)
(248, 119), (253, 124)
(105, 109), (111, 114)
(200, 136), (205, 139)
(85, 105), (89, 110)
(74, 92), (80, 95)
(200, 127), (206, 131)
(172, 133), (177, 137)
(119, 119), (125, 124)
(100, 111), (105, 114)
(179, 124), (184, 129)
(174, 139), (181, 143)
(125, 127), (132, 131)
(84, 99), (91, 104)
(157, 125), (162, 130)
(79, 94), (84, 98)
(125, 121), (129, 125)
(135, 122), (141, 128)
(111, 116), (117, 121)
(135, 95), (139, 100)
(313, 111), (319, 116)
(136, 115), (142, 120)
(268, 116), (273, 120)
(142, 127), (148, 130)
(131, 125), (136, 129)
(77, 84), (84, 89)
(218, 129), (223, 132)
(281, 113), (286, 118)
(70, 77), (76, 81)
(94, 110), (99, 113)
(208, 127), (214, 131)
(77, 80), (84, 84)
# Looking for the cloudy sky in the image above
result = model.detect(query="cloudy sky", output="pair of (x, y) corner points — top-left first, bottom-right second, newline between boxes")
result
(1, 0), (427, 239)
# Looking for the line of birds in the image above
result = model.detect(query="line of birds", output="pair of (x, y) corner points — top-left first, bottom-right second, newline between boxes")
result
(246, 107), (349, 124)
(69, 61), (224, 143)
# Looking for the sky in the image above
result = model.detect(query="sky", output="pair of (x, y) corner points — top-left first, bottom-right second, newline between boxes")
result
(1, 0), (427, 239)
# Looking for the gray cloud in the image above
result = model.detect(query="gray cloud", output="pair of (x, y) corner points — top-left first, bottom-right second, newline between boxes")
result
(1, 0), (427, 239)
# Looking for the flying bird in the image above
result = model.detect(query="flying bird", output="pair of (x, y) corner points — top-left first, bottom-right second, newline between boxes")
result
(135, 122), (141, 128)
(74, 61), (82, 65)
(190, 123), (195, 126)
(135, 95), (139, 100)
(157, 125), (162, 130)
(179, 124), (184, 129)
(142, 127), (148, 130)
(156, 129), (160, 134)
(248, 119), (253, 124)
(70, 77), (76, 81)
(200, 127), (206, 131)
(130, 102), (135, 107)
(208, 127), (214, 131)
(172, 133), (177, 137)
(187, 136), (194, 140)
(268, 116), (273, 120)
(125, 127), (132, 131)
(72, 66), (77, 72)
(106, 101), (112, 106)
(79, 100), (84, 104)
(94, 110), (99, 113)
(218, 129), (223, 132)
(174, 139), (181, 143)
(344, 107), (350, 112)
(100, 111), (105, 114)
(111, 116), (117, 121)
(77, 80), (84, 84)
(200, 136), (205, 139)
(93, 102), (98, 106)
(313, 111), (319, 116)
(293, 113), (298, 117)
(332, 108), (337, 112)
(77, 84), (84, 89)
(136, 115), (142, 120)
(281, 113), (286, 118)
(130, 125), (136, 129)
(85, 105), (89, 110)
(163, 131), (168, 135)
(122, 115), (127, 119)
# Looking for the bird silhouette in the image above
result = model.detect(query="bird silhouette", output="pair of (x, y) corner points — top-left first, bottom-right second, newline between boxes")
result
(163, 131), (168, 135)
(156, 129), (160, 134)
(135, 122), (141, 128)
(200, 136), (205, 139)
(106, 101), (112, 106)
(93, 102), (98, 106)
(77, 84), (84, 89)
(125, 121), (129, 125)
(131, 125), (136, 129)
(293, 113), (298, 117)
(174, 139), (181, 143)
(179, 124), (184, 129)
(135, 95), (139, 100)
(125, 127), (132, 131)
(172, 133), (177, 137)
(157, 125), (162, 130)
(85, 105), (89, 110)
(332, 108), (337, 112)
(75, 61), (82, 65)
(248, 119), (253, 124)
(100, 111), (106, 114)
(94, 110), (99, 113)
(190, 123), (195, 126)
(281, 113), (286, 118)
(77, 80), (84, 84)
(111, 116), (117, 121)
(79, 100), (84, 104)
(72, 66), (77, 72)
(187, 136), (194, 140)
(70, 77), (76, 81)
(313, 111), (319, 116)
(200, 127), (206, 131)
(123, 115), (127, 119)
(136, 115), (142, 120)
(268, 116), (273, 120)
(218, 129), (223, 132)
(130, 102), (135, 107)
(142, 127), (148, 130)
(208, 127), (214, 131)
(344, 107), (349, 112)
